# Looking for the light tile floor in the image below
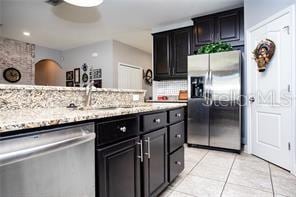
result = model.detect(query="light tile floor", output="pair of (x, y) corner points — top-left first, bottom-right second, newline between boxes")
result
(160, 145), (296, 197)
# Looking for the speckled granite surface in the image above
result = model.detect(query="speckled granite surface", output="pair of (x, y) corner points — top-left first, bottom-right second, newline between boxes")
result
(0, 103), (186, 133)
(0, 84), (146, 111)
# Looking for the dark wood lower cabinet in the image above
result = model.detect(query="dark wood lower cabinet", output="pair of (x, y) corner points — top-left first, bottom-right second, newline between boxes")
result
(95, 108), (185, 197)
(96, 137), (141, 197)
(143, 128), (168, 197)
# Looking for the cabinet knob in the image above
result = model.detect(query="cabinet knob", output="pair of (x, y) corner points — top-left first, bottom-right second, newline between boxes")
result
(119, 126), (127, 133)
(175, 161), (182, 165)
(175, 134), (182, 138)
(154, 118), (161, 123)
(176, 113), (181, 117)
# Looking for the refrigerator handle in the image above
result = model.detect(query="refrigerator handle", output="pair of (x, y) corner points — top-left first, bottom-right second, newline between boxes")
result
(204, 71), (209, 102)
(208, 70), (213, 105)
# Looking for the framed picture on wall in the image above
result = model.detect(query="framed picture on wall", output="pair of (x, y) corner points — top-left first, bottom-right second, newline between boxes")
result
(66, 81), (74, 87)
(66, 71), (74, 81)
(74, 68), (80, 83)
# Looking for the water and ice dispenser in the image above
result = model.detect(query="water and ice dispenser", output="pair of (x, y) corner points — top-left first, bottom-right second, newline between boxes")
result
(190, 76), (205, 98)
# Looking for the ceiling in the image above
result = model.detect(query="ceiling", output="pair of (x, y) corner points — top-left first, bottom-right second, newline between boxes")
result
(0, 0), (243, 53)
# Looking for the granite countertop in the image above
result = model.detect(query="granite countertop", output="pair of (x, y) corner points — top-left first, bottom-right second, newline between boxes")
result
(0, 103), (187, 133)
(146, 100), (188, 103)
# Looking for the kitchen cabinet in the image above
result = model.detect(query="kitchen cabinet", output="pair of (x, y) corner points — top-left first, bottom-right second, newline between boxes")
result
(96, 108), (185, 197)
(153, 27), (192, 80)
(171, 28), (192, 78)
(143, 128), (168, 197)
(192, 7), (244, 53)
(153, 32), (171, 80)
(192, 16), (215, 46)
(96, 137), (141, 197)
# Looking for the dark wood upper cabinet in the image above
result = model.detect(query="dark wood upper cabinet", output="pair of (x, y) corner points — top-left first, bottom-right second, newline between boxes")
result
(215, 8), (244, 45)
(171, 27), (192, 78)
(153, 32), (170, 80)
(192, 16), (215, 46)
(192, 7), (244, 53)
(153, 27), (192, 80)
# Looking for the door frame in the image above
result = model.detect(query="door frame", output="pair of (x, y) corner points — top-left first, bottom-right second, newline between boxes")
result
(117, 62), (143, 89)
(246, 5), (296, 175)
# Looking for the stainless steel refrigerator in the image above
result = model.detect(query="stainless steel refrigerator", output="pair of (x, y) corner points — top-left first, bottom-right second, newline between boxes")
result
(187, 50), (241, 151)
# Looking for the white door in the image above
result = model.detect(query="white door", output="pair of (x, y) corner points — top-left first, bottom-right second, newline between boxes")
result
(249, 11), (293, 170)
(118, 63), (142, 90)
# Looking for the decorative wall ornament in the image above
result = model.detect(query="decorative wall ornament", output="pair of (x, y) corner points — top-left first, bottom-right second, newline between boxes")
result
(74, 68), (80, 83)
(143, 69), (152, 86)
(3, 67), (21, 83)
(253, 39), (276, 72)
(66, 71), (74, 81)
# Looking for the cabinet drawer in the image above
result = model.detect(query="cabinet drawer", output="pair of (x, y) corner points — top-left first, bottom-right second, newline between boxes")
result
(169, 122), (185, 153)
(169, 108), (184, 124)
(169, 146), (184, 182)
(142, 112), (167, 132)
(96, 116), (139, 145)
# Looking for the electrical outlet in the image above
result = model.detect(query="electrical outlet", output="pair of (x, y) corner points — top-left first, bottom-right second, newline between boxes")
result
(133, 94), (140, 101)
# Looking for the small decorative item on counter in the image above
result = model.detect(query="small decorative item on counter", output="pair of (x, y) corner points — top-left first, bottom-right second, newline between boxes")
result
(197, 42), (233, 54)
(178, 90), (188, 100)
(82, 73), (89, 83)
(253, 39), (275, 72)
(82, 63), (88, 72)
(157, 96), (168, 101)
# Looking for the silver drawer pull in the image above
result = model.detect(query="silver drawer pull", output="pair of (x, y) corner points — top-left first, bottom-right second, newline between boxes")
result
(176, 113), (181, 117)
(137, 140), (143, 162)
(119, 126), (127, 133)
(175, 161), (182, 165)
(144, 137), (151, 159)
(175, 134), (182, 138)
(154, 118), (161, 123)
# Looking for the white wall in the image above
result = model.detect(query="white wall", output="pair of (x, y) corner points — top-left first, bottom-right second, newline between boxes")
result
(113, 40), (152, 98)
(244, 0), (296, 29)
(62, 40), (114, 88)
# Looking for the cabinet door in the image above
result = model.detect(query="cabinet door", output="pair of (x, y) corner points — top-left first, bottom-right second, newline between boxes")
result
(143, 128), (168, 197)
(215, 8), (244, 45)
(96, 137), (141, 197)
(193, 16), (215, 47)
(153, 33), (171, 80)
(171, 27), (191, 78)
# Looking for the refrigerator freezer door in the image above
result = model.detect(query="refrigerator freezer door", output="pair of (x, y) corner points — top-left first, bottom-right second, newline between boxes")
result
(209, 51), (241, 150)
(187, 54), (210, 146)
(188, 98), (210, 146)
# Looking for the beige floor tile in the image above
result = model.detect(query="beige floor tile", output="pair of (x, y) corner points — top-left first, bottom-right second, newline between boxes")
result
(159, 188), (173, 197)
(270, 165), (296, 197)
(228, 164), (272, 192)
(169, 191), (196, 197)
(222, 183), (273, 197)
(185, 146), (208, 163)
(190, 159), (232, 181)
(169, 172), (187, 189)
(234, 153), (269, 173)
(183, 161), (198, 174)
(175, 175), (224, 197)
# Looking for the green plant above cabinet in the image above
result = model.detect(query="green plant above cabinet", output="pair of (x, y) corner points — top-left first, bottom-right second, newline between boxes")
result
(153, 27), (192, 80)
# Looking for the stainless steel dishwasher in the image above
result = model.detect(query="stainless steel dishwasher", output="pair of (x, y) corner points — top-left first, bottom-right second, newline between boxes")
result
(0, 123), (96, 197)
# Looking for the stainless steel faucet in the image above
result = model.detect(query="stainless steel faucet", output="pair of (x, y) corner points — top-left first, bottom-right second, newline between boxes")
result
(85, 81), (95, 107)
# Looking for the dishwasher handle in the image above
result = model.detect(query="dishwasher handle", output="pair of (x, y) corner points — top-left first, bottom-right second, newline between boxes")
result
(0, 132), (96, 167)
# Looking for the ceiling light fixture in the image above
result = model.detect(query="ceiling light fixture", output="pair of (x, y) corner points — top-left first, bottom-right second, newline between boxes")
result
(23, 32), (31, 36)
(63, 0), (103, 7)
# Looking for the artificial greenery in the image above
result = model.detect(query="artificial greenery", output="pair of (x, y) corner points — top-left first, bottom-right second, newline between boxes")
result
(197, 42), (233, 54)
